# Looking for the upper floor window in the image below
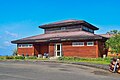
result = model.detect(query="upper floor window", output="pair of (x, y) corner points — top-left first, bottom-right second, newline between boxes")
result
(82, 26), (94, 33)
(87, 42), (94, 46)
(61, 27), (66, 30)
(72, 42), (84, 46)
(83, 26), (89, 31)
(88, 28), (94, 33)
(18, 44), (33, 48)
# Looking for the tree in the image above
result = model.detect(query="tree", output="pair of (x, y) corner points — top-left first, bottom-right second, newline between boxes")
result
(12, 48), (18, 56)
(106, 30), (120, 34)
(105, 30), (120, 57)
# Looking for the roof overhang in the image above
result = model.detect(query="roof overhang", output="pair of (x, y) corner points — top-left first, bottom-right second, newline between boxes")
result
(11, 36), (107, 44)
(39, 20), (99, 30)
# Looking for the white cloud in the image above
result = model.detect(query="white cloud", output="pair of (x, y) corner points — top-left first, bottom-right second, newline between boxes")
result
(5, 31), (18, 38)
(4, 41), (12, 47)
(0, 36), (2, 38)
(0, 46), (5, 49)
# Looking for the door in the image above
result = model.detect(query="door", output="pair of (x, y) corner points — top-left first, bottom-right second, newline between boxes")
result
(55, 43), (62, 57)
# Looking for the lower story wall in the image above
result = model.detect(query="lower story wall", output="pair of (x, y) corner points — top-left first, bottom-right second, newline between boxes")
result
(62, 41), (97, 58)
(34, 43), (49, 56)
(49, 41), (99, 58)
(17, 47), (34, 56)
(17, 40), (105, 58)
(17, 43), (49, 56)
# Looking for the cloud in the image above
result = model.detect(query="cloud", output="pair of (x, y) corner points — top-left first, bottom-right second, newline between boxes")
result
(0, 36), (2, 38)
(5, 31), (18, 38)
(3, 41), (12, 47)
(0, 45), (6, 49)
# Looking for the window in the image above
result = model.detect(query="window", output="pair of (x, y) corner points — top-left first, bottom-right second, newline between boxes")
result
(18, 44), (33, 48)
(88, 29), (94, 33)
(83, 26), (89, 31)
(82, 26), (94, 33)
(87, 42), (94, 46)
(72, 42), (84, 46)
(61, 27), (66, 30)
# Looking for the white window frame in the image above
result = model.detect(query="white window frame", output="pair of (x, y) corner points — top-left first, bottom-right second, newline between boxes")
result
(18, 44), (33, 48)
(72, 42), (84, 46)
(61, 27), (66, 30)
(87, 42), (94, 46)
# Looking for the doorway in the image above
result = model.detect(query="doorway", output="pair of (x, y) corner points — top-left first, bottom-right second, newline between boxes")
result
(55, 43), (62, 57)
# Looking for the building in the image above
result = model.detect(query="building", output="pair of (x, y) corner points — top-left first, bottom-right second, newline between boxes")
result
(11, 20), (109, 58)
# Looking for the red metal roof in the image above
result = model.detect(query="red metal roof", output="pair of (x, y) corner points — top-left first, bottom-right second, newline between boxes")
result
(11, 31), (107, 44)
(39, 20), (99, 30)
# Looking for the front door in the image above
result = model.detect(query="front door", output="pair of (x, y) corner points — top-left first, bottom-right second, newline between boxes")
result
(55, 43), (62, 57)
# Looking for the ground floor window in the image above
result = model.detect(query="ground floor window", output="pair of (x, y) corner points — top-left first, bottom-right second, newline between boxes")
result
(18, 44), (33, 48)
(72, 42), (84, 46)
(87, 42), (94, 46)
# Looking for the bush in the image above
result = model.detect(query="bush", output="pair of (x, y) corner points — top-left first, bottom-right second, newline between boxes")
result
(6, 56), (14, 59)
(25, 56), (37, 59)
(14, 56), (25, 60)
(0, 56), (6, 60)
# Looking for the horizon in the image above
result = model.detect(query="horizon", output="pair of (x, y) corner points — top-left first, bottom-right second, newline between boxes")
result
(0, 0), (120, 56)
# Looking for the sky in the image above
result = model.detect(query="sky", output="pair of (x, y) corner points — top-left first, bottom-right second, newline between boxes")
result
(0, 0), (120, 55)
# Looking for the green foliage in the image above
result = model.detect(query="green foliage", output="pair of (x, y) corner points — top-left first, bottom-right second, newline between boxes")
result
(14, 56), (25, 59)
(106, 30), (120, 34)
(58, 57), (111, 64)
(12, 48), (18, 56)
(25, 56), (37, 59)
(0, 56), (6, 60)
(6, 56), (14, 59)
(105, 31), (120, 54)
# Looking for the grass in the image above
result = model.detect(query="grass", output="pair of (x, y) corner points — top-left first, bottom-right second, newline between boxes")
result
(0, 56), (112, 65)
(58, 57), (112, 64)
(0, 56), (48, 60)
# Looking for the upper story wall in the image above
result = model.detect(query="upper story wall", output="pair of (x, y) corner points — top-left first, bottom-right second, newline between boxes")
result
(45, 25), (94, 34)
(39, 20), (99, 34)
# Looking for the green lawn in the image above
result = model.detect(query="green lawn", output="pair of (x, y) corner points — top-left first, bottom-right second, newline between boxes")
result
(58, 57), (112, 65)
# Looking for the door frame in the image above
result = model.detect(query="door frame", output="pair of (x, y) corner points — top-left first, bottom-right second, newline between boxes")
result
(54, 43), (62, 57)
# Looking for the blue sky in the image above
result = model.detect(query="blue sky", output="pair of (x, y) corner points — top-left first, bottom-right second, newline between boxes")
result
(0, 0), (120, 55)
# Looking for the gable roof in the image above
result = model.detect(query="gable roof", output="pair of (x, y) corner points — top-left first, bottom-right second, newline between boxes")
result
(11, 31), (107, 44)
(39, 20), (99, 30)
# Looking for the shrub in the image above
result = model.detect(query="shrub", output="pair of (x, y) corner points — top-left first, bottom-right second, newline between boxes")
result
(14, 56), (25, 59)
(26, 56), (37, 59)
(6, 56), (14, 59)
(58, 57), (64, 60)
(0, 56), (6, 60)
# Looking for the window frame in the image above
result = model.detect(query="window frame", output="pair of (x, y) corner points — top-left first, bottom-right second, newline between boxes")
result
(61, 27), (66, 30)
(18, 44), (33, 48)
(87, 42), (94, 46)
(72, 42), (84, 46)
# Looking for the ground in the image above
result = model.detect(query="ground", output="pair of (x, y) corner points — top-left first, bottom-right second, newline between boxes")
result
(0, 61), (119, 80)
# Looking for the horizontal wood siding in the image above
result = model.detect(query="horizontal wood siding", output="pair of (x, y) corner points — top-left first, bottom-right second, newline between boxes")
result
(62, 41), (97, 58)
(17, 43), (49, 56)
(49, 43), (54, 56)
(17, 40), (103, 58)
(17, 47), (34, 56)
(34, 43), (49, 56)
(45, 25), (82, 34)
(97, 41), (106, 57)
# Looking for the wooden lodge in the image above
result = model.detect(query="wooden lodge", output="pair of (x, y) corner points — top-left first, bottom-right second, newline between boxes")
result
(11, 20), (111, 58)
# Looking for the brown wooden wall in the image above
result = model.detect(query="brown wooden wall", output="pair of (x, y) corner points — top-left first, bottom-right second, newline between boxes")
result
(62, 41), (98, 58)
(17, 47), (34, 56)
(48, 41), (103, 58)
(97, 41), (106, 57)
(17, 43), (49, 56)
(49, 43), (54, 56)
(17, 40), (105, 58)
(45, 25), (82, 34)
